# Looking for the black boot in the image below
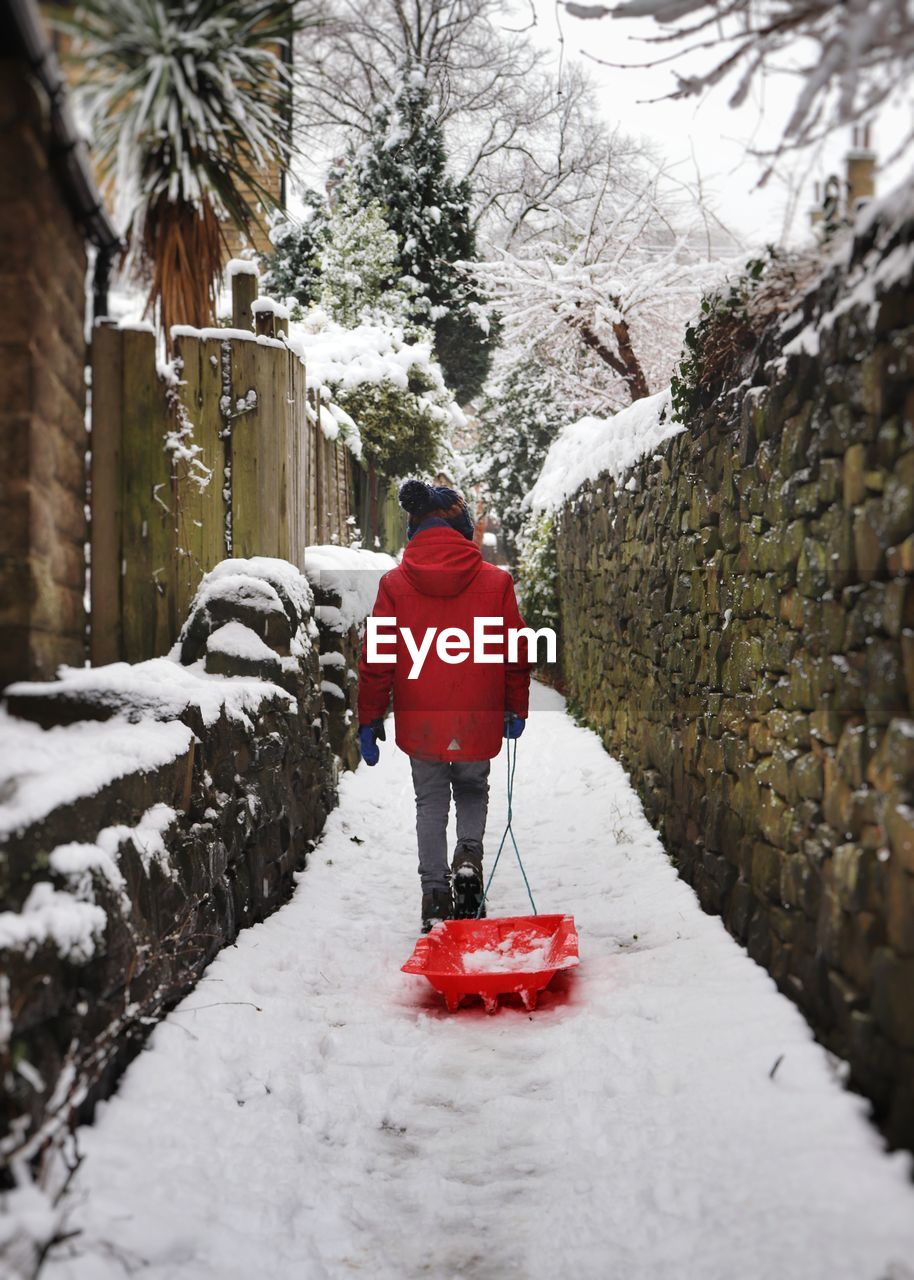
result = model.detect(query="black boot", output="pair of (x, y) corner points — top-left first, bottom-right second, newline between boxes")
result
(421, 887), (453, 934)
(452, 844), (485, 920)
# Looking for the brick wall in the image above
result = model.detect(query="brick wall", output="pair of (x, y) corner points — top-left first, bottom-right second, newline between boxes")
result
(555, 200), (914, 1148)
(224, 153), (284, 261)
(0, 58), (89, 687)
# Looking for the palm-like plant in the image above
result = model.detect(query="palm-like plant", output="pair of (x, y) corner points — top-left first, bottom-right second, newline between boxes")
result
(62, 0), (319, 341)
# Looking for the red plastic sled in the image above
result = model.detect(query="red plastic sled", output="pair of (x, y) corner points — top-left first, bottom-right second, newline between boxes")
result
(402, 914), (579, 1013)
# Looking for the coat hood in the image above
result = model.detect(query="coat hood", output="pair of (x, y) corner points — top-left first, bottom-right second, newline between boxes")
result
(398, 526), (484, 597)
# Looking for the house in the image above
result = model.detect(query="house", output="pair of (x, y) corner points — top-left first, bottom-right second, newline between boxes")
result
(0, 0), (118, 687)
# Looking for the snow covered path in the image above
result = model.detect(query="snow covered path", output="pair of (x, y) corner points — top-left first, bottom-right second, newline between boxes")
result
(46, 685), (914, 1280)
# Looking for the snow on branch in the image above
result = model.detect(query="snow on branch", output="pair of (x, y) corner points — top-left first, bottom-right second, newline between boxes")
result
(466, 163), (731, 413)
(59, 0), (321, 341)
(568, 0), (914, 171)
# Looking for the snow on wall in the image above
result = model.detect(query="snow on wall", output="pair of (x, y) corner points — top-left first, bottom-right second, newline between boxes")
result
(301, 545), (394, 771)
(6, 659), (295, 735)
(190, 556), (316, 631)
(0, 711), (193, 840)
(778, 175), (914, 361)
(176, 557), (321, 677)
(526, 389), (681, 516)
(54, 804), (179, 888)
(49, 839), (130, 909)
(0, 883), (107, 964)
(303, 545), (396, 634)
(206, 621), (280, 664)
(1, 553), (338, 1173)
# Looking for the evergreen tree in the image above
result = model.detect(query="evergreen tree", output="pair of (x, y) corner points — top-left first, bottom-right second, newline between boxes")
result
(354, 75), (494, 403)
(262, 188), (327, 308)
(318, 181), (413, 327)
(474, 356), (568, 558)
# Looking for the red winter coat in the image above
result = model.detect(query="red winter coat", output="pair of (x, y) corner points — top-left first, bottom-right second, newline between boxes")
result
(357, 527), (532, 762)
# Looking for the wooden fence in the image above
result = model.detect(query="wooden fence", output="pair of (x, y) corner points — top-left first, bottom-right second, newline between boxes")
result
(91, 300), (354, 664)
(352, 461), (407, 557)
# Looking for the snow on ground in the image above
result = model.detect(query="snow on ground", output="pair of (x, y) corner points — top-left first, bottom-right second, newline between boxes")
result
(525, 389), (681, 516)
(43, 685), (914, 1280)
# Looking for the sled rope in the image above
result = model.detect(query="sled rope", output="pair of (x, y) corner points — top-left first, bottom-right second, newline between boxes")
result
(478, 736), (538, 916)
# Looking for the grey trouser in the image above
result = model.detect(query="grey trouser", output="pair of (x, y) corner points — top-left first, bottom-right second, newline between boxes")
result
(409, 758), (491, 892)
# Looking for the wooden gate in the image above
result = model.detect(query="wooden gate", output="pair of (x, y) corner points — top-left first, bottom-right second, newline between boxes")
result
(90, 316), (354, 665)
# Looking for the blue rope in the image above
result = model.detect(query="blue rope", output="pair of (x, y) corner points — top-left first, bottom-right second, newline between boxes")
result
(477, 736), (538, 917)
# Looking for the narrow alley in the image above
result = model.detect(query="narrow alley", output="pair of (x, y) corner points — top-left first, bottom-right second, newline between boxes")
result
(44, 687), (914, 1280)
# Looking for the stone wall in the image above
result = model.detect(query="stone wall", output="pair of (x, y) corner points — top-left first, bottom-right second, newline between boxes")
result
(556, 198), (914, 1147)
(303, 547), (399, 773)
(311, 594), (362, 774)
(0, 59), (90, 687)
(0, 561), (336, 1172)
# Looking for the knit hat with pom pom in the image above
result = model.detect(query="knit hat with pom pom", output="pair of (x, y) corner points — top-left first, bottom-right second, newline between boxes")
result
(398, 479), (475, 541)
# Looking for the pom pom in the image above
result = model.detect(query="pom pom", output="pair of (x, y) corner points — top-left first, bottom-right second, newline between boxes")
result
(398, 479), (433, 515)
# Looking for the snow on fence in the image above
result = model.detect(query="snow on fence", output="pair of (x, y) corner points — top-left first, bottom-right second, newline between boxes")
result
(91, 276), (355, 665)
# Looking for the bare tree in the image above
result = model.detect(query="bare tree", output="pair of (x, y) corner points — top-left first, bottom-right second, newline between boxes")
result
(466, 155), (731, 411)
(566, 0), (914, 171)
(294, 0), (611, 244)
(469, 63), (642, 246)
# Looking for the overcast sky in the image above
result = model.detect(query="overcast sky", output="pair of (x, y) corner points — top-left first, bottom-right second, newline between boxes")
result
(525, 0), (912, 248)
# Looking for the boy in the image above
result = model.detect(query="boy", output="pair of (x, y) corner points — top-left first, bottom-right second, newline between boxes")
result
(358, 480), (532, 933)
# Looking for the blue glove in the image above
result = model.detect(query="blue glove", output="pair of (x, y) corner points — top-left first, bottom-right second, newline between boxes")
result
(358, 719), (386, 766)
(504, 714), (526, 740)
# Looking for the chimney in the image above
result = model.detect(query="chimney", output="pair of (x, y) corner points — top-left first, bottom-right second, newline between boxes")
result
(846, 124), (876, 212)
(809, 179), (824, 230)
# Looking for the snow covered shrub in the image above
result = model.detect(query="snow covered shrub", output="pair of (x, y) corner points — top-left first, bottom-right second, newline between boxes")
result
(286, 312), (464, 480)
(473, 358), (569, 559)
(671, 247), (823, 421)
(319, 182), (418, 328)
(517, 512), (560, 654)
(62, 0), (317, 342)
(334, 378), (446, 478)
(262, 192), (328, 311)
